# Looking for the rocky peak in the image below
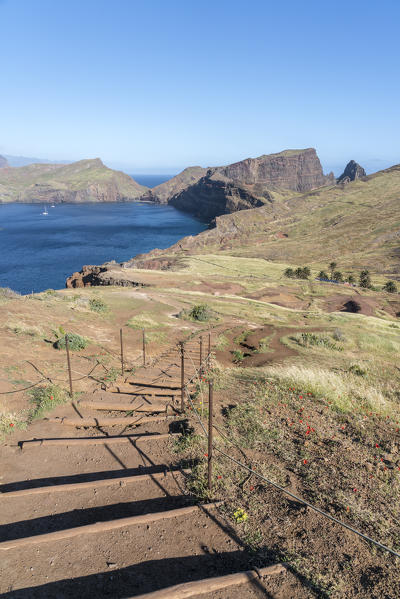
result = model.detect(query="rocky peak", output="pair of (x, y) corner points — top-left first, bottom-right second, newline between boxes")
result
(0, 155), (9, 168)
(337, 160), (366, 184)
(214, 148), (334, 192)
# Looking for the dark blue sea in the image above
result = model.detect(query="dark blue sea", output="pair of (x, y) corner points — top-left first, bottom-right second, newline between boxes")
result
(0, 202), (207, 295)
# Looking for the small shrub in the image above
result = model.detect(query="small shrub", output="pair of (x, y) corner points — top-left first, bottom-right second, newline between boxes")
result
(347, 275), (356, 284)
(232, 349), (245, 364)
(28, 384), (69, 420)
(348, 364), (367, 377)
(188, 304), (213, 322)
(284, 268), (294, 278)
(333, 271), (344, 283)
(359, 270), (372, 289)
(89, 297), (108, 312)
(0, 411), (27, 439)
(53, 327), (89, 351)
(318, 270), (329, 280)
(383, 281), (397, 293)
(179, 304), (214, 322)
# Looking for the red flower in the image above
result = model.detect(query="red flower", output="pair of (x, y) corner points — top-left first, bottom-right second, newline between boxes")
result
(375, 444), (379, 448)
(50, 395), (54, 401)
(250, 486), (255, 491)
(9, 423), (14, 427)
(303, 459), (307, 464)
(204, 453), (208, 457)
(217, 475), (222, 479)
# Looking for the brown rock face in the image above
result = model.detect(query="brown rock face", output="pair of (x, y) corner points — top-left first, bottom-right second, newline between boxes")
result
(147, 148), (334, 220)
(169, 171), (268, 219)
(215, 148), (333, 192)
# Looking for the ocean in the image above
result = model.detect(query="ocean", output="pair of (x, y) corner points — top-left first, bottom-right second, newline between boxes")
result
(0, 202), (207, 294)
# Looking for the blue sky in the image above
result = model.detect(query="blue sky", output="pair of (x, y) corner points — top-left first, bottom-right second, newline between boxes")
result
(0, 0), (399, 174)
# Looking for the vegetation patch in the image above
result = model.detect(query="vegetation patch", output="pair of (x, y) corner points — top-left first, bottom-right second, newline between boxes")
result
(290, 332), (343, 351)
(179, 303), (216, 322)
(127, 314), (165, 329)
(53, 327), (89, 350)
(89, 297), (109, 313)
(28, 384), (70, 420)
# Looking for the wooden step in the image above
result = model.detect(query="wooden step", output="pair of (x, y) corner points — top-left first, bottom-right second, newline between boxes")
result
(21, 432), (178, 449)
(78, 400), (174, 412)
(1, 468), (191, 497)
(132, 564), (286, 598)
(0, 502), (221, 551)
(49, 415), (178, 427)
(109, 383), (183, 393)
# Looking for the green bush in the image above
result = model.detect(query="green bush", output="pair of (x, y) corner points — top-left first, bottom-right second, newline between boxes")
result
(359, 270), (372, 289)
(28, 384), (69, 420)
(53, 326), (89, 350)
(318, 270), (329, 279)
(89, 297), (108, 312)
(383, 281), (397, 293)
(284, 268), (295, 278)
(179, 303), (215, 322)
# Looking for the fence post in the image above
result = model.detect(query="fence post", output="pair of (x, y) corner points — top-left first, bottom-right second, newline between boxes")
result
(180, 341), (185, 412)
(120, 328), (124, 377)
(199, 335), (203, 370)
(208, 332), (211, 367)
(142, 329), (146, 367)
(65, 335), (73, 398)
(208, 379), (214, 491)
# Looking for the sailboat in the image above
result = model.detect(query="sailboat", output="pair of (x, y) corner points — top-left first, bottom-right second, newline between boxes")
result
(51, 204), (55, 208)
(41, 205), (49, 215)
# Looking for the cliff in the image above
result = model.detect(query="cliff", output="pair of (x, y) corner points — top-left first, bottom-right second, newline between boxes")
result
(0, 158), (149, 203)
(145, 148), (335, 219)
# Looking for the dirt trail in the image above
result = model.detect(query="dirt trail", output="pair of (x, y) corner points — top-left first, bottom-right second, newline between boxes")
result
(0, 332), (305, 598)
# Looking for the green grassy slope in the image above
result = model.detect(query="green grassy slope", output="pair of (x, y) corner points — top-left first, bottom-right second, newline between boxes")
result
(0, 158), (148, 202)
(165, 164), (400, 275)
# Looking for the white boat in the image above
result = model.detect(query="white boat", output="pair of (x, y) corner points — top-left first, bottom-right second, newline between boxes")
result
(51, 204), (55, 208)
(41, 205), (49, 215)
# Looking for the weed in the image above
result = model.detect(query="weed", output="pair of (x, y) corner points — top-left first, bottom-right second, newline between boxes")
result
(28, 384), (70, 420)
(232, 349), (245, 364)
(348, 364), (367, 377)
(0, 411), (27, 439)
(291, 332), (343, 351)
(89, 297), (108, 313)
(7, 321), (43, 337)
(179, 303), (215, 322)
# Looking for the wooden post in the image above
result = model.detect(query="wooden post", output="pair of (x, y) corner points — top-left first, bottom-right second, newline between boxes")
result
(65, 335), (73, 398)
(120, 328), (124, 377)
(208, 332), (211, 367)
(180, 342), (185, 412)
(208, 379), (213, 491)
(142, 329), (146, 367)
(199, 335), (203, 370)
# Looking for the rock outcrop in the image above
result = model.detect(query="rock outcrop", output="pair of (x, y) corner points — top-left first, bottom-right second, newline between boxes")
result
(337, 160), (366, 184)
(0, 158), (149, 204)
(0, 155), (9, 168)
(144, 148), (335, 219)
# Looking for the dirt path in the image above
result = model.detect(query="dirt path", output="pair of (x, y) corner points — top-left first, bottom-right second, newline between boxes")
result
(0, 333), (307, 598)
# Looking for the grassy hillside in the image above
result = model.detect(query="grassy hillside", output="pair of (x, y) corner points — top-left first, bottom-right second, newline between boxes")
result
(0, 158), (148, 203)
(160, 163), (400, 275)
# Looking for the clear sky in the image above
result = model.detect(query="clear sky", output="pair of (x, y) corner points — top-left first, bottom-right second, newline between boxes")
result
(0, 0), (399, 174)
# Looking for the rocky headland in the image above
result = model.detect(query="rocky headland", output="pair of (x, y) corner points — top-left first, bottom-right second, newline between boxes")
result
(143, 148), (335, 219)
(0, 158), (148, 203)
